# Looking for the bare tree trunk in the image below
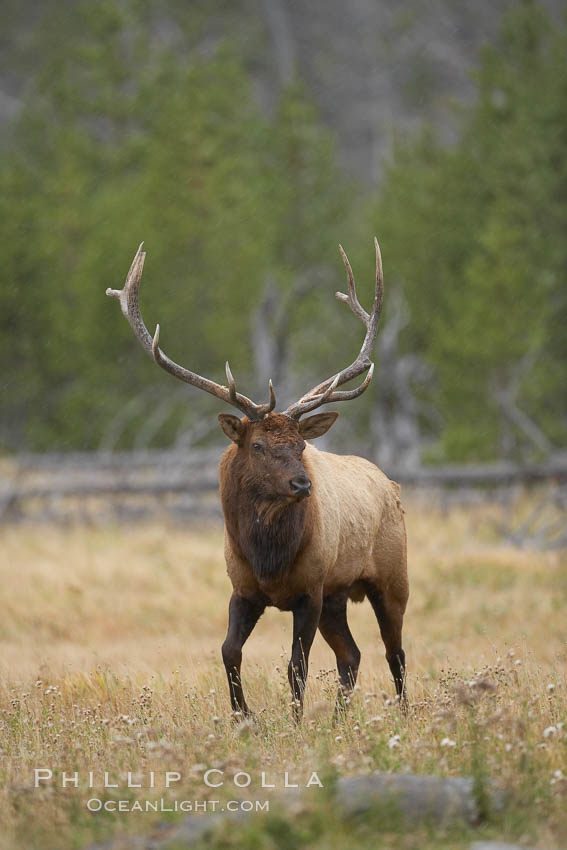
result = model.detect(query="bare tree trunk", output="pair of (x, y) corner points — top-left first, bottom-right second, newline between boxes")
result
(251, 276), (289, 391)
(261, 0), (296, 87)
(251, 271), (323, 407)
(371, 289), (429, 471)
(492, 352), (554, 460)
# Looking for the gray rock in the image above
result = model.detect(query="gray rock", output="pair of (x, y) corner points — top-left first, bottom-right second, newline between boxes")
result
(470, 844), (538, 850)
(335, 773), (481, 825)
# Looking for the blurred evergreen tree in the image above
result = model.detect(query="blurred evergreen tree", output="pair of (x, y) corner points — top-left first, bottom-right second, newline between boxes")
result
(372, 0), (567, 461)
(0, 0), (347, 451)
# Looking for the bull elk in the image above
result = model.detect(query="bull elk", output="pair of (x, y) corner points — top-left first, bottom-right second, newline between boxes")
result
(107, 239), (409, 719)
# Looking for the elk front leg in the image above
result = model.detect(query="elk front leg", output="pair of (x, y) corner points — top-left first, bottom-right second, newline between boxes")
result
(288, 593), (322, 722)
(222, 593), (265, 717)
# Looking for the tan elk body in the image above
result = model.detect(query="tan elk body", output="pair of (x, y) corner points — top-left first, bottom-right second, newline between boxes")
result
(108, 239), (409, 719)
(220, 438), (407, 610)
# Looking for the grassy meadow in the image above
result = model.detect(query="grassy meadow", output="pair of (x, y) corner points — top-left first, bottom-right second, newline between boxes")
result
(0, 494), (565, 849)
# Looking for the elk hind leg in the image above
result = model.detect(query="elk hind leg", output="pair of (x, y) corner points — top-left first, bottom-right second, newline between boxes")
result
(366, 583), (407, 708)
(318, 592), (361, 715)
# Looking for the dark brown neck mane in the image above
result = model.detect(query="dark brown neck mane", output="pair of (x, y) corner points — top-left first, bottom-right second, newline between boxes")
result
(221, 454), (309, 582)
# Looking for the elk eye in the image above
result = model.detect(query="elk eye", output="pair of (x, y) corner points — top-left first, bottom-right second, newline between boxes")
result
(252, 442), (264, 452)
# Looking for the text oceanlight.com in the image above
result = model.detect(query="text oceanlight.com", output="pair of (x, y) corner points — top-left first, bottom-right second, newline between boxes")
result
(86, 798), (270, 813)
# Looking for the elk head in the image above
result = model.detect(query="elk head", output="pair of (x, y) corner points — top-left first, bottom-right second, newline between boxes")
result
(106, 239), (384, 478)
(217, 411), (339, 505)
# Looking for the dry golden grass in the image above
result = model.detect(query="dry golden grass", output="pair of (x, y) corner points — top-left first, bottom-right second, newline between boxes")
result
(0, 496), (565, 849)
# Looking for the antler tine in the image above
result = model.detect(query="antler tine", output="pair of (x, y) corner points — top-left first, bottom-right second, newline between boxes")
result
(328, 362), (374, 401)
(267, 379), (276, 412)
(336, 244), (369, 324)
(225, 361), (276, 416)
(225, 361), (237, 403)
(287, 374), (341, 418)
(108, 245), (275, 421)
(373, 236), (384, 323)
(284, 239), (384, 419)
(287, 366), (375, 420)
(107, 242), (153, 352)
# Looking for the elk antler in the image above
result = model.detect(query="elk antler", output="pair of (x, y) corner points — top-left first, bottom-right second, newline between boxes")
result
(283, 238), (383, 419)
(106, 243), (276, 420)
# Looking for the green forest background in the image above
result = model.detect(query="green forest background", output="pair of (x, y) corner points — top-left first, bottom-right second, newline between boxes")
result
(2, 0), (566, 466)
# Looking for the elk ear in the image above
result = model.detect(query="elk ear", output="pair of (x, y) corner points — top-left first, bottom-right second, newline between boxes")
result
(299, 411), (339, 440)
(218, 413), (245, 444)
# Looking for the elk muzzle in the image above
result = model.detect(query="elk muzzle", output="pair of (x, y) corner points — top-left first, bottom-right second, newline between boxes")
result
(289, 475), (312, 499)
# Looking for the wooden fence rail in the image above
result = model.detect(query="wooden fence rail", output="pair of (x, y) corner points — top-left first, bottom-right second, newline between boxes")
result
(1, 450), (567, 539)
